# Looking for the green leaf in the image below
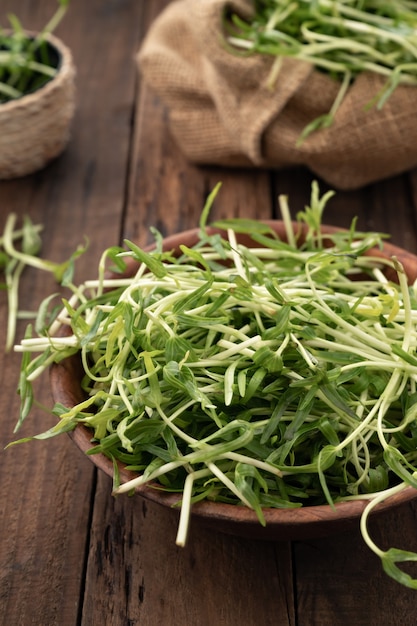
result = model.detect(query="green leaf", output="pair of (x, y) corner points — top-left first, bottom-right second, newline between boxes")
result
(124, 240), (167, 278)
(234, 463), (267, 526)
(211, 218), (276, 236)
(318, 445), (338, 507)
(199, 182), (222, 231)
(383, 446), (417, 488)
(382, 549), (417, 589)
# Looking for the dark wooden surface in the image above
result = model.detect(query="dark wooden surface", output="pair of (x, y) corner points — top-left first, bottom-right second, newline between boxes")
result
(1, 1), (417, 624)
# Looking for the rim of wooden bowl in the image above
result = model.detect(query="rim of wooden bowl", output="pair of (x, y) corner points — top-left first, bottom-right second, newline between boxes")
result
(50, 222), (417, 540)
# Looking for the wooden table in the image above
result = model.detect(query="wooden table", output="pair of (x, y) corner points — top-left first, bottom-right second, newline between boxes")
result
(1, 1), (417, 624)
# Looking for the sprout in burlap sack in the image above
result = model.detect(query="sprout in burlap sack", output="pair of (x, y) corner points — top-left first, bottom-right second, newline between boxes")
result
(138, 0), (417, 189)
(226, 0), (417, 143)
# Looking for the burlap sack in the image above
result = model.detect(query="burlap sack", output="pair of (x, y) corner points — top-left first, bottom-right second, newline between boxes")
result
(138, 0), (417, 190)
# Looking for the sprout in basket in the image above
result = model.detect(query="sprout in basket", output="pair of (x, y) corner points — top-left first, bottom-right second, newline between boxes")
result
(0, 1), (75, 179)
(0, 0), (70, 103)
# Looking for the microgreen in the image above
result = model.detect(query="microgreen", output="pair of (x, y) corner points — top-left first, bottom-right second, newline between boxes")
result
(0, 1), (70, 103)
(225, 0), (417, 140)
(0, 212), (87, 351)
(9, 183), (417, 587)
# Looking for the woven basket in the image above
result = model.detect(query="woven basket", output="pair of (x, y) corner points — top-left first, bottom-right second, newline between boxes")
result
(0, 32), (76, 180)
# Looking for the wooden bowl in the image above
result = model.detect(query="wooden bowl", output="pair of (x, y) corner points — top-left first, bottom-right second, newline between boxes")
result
(50, 222), (417, 540)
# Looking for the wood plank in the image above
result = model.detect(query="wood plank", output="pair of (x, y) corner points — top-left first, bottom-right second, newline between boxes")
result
(294, 501), (417, 626)
(0, 0), (144, 623)
(82, 474), (296, 626)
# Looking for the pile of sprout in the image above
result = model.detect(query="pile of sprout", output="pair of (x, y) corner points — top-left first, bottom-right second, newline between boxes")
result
(9, 183), (417, 588)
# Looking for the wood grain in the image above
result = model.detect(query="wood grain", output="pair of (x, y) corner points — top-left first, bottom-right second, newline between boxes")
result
(1, 1), (417, 625)
(294, 502), (417, 626)
(0, 0), (145, 624)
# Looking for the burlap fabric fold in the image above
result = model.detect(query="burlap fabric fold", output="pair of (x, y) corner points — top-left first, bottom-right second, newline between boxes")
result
(138, 0), (417, 190)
